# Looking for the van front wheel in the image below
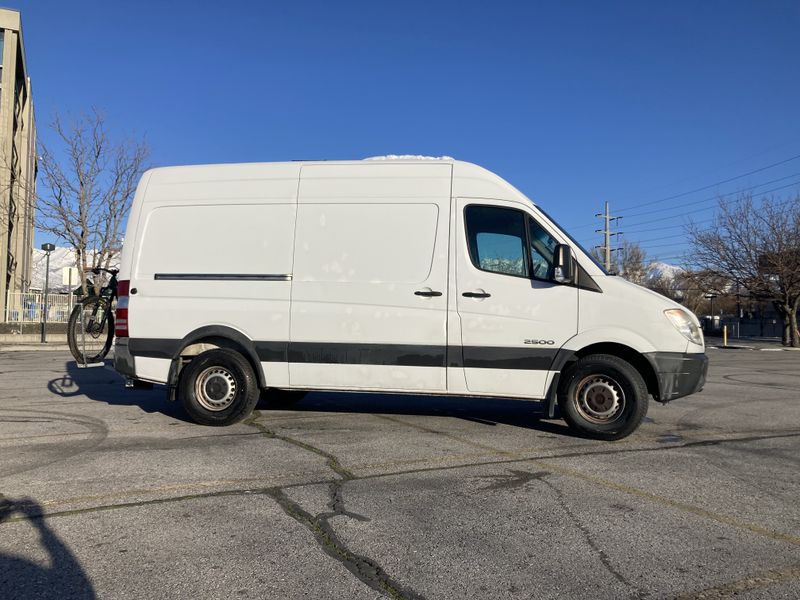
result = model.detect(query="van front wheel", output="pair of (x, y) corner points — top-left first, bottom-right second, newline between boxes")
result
(558, 354), (648, 441)
(179, 348), (260, 426)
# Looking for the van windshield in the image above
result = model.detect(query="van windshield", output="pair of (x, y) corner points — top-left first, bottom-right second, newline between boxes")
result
(535, 206), (609, 275)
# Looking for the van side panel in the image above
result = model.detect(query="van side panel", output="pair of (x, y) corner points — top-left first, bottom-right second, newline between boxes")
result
(290, 163), (452, 392)
(125, 164), (300, 385)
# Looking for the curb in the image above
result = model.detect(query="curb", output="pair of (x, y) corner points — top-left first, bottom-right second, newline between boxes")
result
(703, 345), (798, 352)
(0, 344), (71, 352)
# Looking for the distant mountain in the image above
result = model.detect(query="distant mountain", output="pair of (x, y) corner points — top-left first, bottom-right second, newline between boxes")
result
(30, 247), (119, 292)
(30, 247), (78, 292)
(646, 261), (684, 283)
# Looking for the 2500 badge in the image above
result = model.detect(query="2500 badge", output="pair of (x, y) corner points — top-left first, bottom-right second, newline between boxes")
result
(524, 339), (555, 345)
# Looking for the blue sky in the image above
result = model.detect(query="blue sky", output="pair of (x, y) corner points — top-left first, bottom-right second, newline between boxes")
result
(15, 0), (800, 263)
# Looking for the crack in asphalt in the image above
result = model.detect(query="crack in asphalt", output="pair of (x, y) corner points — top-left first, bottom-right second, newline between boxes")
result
(472, 468), (550, 492)
(243, 411), (354, 480)
(3, 404), (799, 597)
(0, 488), (269, 524)
(266, 487), (423, 600)
(538, 475), (646, 597)
(353, 430), (800, 482)
(243, 410), (426, 600)
(672, 564), (800, 599)
(3, 427), (798, 539)
(471, 468), (646, 595)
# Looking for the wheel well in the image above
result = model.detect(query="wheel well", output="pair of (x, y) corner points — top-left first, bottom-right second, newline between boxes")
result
(170, 335), (265, 390)
(569, 342), (659, 400)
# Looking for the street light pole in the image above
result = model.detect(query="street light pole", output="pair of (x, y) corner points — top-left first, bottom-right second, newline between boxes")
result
(40, 243), (55, 343)
(704, 292), (718, 333)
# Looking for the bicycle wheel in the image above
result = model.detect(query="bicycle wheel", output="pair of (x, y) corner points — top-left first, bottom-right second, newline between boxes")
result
(67, 297), (115, 363)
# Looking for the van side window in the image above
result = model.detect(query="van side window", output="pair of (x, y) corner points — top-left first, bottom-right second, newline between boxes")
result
(527, 216), (557, 281)
(465, 205), (529, 277)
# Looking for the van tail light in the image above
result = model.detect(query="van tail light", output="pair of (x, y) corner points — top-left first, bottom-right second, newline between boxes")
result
(115, 280), (130, 338)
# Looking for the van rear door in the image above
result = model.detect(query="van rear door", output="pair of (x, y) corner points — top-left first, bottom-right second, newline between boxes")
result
(289, 162), (451, 392)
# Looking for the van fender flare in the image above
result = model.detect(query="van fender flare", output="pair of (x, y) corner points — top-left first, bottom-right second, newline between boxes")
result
(544, 329), (658, 418)
(166, 325), (267, 393)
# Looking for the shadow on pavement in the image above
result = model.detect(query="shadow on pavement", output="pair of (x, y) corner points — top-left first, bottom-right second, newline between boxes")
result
(0, 495), (95, 600)
(48, 359), (573, 436)
(47, 360), (189, 422)
(263, 390), (575, 436)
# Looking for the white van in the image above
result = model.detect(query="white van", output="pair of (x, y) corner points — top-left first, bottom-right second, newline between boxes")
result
(114, 158), (707, 440)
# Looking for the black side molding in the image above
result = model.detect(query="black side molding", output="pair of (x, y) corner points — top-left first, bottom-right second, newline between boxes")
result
(154, 273), (292, 281)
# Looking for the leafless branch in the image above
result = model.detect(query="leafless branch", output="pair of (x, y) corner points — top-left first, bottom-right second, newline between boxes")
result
(35, 109), (149, 295)
(686, 193), (800, 346)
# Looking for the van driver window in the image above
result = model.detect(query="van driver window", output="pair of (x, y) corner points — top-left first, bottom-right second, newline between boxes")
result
(465, 205), (528, 277)
(528, 217), (557, 280)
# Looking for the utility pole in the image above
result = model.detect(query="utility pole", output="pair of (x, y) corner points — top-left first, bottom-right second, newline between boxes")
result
(595, 202), (622, 272)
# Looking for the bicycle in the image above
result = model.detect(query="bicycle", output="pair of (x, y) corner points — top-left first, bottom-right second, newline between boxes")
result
(67, 267), (119, 364)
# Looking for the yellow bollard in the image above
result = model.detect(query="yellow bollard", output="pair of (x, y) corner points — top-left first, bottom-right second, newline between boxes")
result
(723, 325), (728, 347)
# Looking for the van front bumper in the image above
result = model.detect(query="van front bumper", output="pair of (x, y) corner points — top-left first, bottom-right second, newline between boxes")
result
(644, 351), (708, 402)
(114, 339), (136, 378)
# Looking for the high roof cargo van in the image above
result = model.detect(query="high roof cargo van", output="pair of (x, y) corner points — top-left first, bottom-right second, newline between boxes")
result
(114, 158), (707, 440)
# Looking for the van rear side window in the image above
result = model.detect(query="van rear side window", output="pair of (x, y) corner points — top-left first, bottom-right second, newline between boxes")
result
(293, 203), (439, 283)
(135, 204), (295, 278)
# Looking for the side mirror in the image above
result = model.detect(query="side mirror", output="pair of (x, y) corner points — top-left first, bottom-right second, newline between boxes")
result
(553, 244), (573, 284)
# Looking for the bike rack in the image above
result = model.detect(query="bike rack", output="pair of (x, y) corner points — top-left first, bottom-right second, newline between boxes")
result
(76, 304), (106, 369)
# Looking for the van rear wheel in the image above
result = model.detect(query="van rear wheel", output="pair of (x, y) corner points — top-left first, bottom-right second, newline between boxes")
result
(558, 354), (648, 441)
(179, 348), (259, 426)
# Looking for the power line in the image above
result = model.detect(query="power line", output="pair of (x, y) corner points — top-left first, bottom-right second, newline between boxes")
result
(618, 172), (800, 220)
(640, 240), (693, 250)
(647, 254), (687, 263)
(618, 179), (800, 228)
(615, 152), (800, 212)
(568, 158), (800, 233)
(615, 140), (800, 206)
(623, 218), (714, 235)
(567, 165), (800, 232)
(633, 232), (688, 243)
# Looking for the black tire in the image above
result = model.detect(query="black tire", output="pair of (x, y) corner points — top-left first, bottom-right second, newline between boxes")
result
(67, 297), (115, 364)
(178, 348), (260, 426)
(558, 354), (649, 441)
(262, 388), (307, 409)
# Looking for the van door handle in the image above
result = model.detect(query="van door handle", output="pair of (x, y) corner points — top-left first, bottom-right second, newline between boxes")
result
(462, 291), (491, 298)
(414, 289), (443, 297)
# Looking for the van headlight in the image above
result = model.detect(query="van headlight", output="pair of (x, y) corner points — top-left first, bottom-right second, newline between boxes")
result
(664, 309), (703, 345)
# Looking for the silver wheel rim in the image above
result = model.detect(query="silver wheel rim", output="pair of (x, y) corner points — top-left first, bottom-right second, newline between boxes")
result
(574, 374), (625, 424)
(194, 366), (237, 411)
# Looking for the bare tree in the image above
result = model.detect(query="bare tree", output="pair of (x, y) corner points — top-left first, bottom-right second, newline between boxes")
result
(36, 110), (148, 295)
(647, 269), (686, 304)
(669, 269), (734, 315)
(618, 241), (648, 285)
(687, 194), (800, 347)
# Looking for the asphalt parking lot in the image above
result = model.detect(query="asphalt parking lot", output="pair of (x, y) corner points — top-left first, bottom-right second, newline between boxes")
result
(1, 348), (798, 600)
